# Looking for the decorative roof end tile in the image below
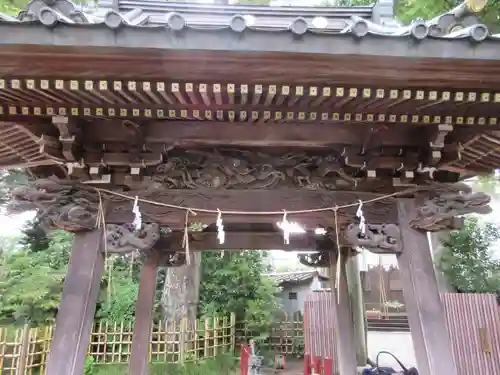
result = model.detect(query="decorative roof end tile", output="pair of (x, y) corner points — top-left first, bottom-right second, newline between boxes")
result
(104, 8), (147, 29)
(165, 12), (186, 31)
(443, 24), (489, 42)
(290, 16), (308, 36)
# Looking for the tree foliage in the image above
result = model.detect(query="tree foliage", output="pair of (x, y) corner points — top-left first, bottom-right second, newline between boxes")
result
(0, 230), (72, 326)
(0, 223), (280, 331)
(96, 255), (152, 323)
(199, 251), (280, 332)
(436, 218), (500, 294)
(0, 170), (30, 206)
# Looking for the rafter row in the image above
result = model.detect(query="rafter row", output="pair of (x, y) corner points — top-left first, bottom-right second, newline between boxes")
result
(1, 79), (499, 103)
(2, 105), (498, 126)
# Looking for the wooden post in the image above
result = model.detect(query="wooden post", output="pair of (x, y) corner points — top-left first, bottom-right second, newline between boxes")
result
(396, 199), (457, 375)
(129, 251), (159, 375)
(230, 313), (236, 354)
(346, 255), (368, 367)
(179, 317), (186, 364)
(329, 254), (357, 375)
(204, 318), (210, 358)
(45, 229), (104, 375)
(213, 316), (219, 357)
(16, 322), (30, 375)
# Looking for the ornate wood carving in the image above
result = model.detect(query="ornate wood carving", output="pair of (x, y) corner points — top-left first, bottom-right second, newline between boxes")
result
(8, 178), (98, 232)
(298, 251), (331, 268)
(344, 223), (402, 254)
(135, 249), (186, 267)
(6, 177), (399, 229)
(145, 148), (450, 191)
(158, 252), (187, 267)
(152, 148), (352, 189)
(411, 183), (492, 231)
(105, 223), (160, 253)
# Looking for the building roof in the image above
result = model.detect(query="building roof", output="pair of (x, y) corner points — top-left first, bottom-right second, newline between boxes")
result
(0, 0), (499, 193)
(267, 270), (329, 284)
(0, 0), (497, 52)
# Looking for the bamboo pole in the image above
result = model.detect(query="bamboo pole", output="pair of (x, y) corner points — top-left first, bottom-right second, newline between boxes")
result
(15, 322), (30, 375)
(204, 318), (210, 359)
(179, 318), (186, 364)
(230, 313), (236, 354)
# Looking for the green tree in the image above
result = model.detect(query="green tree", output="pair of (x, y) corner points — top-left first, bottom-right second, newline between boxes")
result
(331, 0), (500, 31)
(0, 170), (30, 206)
(0, 231), (71, 326)
(96, 254), (149, 323)
(436, 217), (500, 294)
(0, 2), (22, 16)
(199, 251), (280, 332)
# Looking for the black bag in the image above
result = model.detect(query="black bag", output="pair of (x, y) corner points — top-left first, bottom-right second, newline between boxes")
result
(362, 351), (419, 375)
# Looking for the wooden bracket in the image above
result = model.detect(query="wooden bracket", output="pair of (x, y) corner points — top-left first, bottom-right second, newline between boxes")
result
(52, 116), (81, 162)
(428, 124), (454, 165)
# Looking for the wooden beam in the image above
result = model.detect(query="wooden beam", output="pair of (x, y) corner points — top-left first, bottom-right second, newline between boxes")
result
(396, 199), (457, 375)
(157, 231), (333, 251)
(85, 121), (423, 148)
(104, 188), (398, 228)
(45, 229), (104, 375)
(129, 252), (159, 375)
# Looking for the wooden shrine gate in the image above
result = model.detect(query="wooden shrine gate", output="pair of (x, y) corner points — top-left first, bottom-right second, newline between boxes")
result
(0, 0), (499, 375)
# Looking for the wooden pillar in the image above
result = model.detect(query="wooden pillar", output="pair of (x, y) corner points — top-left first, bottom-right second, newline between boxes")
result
(129, 251), (159, 375)
(45, 229), (104, 375)
(329, 254), (357, 375)
(346, 255), (368, 367)
(396, 199), (457, 375)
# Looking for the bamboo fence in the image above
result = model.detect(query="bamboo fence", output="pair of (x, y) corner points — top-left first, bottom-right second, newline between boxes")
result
(0, 314), (307, 375)
(0, 314), (236, 375)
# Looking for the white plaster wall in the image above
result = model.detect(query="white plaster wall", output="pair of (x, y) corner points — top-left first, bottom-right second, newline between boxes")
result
(278, 283), (311, 315)
(278, 276), (322, 315)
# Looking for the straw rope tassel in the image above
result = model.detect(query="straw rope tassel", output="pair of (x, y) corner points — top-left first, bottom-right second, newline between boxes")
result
(95, 189), (111, 299)
(182, 210), (191, 265)
(333, 207), (342, 304)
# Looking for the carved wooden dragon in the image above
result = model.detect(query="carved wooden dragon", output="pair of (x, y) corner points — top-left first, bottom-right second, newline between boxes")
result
(344, 223), (402, 254)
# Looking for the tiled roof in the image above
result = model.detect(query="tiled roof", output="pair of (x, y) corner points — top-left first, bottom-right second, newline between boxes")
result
(0, 0), (497, 42)
(267, 270), (328, 284)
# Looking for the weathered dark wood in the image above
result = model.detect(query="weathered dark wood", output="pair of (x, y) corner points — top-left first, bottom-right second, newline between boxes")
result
(396, 199), (457, 375)
(329, 254), (357, 375)
(156, 230), (334, 252)
(129, 252), (159, 375)
(85, 121), (423, 148)
(0, 34), (500, 90)
(45, 229), (104, 375)
(105, 188), (398, 228)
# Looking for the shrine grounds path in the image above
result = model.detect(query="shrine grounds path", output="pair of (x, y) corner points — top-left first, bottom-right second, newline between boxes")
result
(276, 332), (416, 375)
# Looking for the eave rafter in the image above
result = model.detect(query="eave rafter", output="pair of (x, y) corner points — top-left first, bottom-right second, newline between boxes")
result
(0, 121), (55, 169)
(0, 80), (500, 127)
